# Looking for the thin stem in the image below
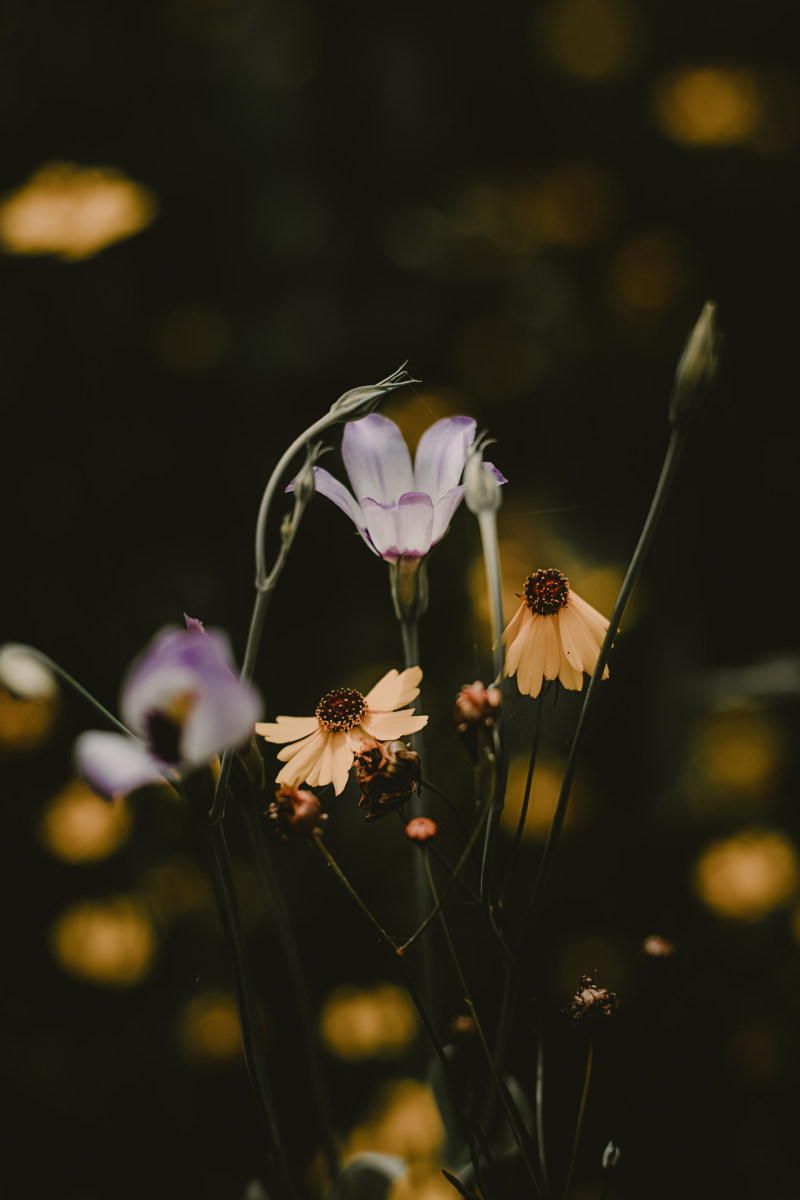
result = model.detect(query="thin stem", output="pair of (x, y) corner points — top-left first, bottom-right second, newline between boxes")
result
(498, 698), (542, 907)
(311, 831), (398, 949)
(400, 617), (420, 670)
(479, 724), (515, 968)
(398, 798), (491, 952)
(199, 814), (296, 1198)
(240, 800), (340, 1185)
(519, 427), (686, 943)
(561, 1037), (594, 1200)
(536, 1017), (549, 1200)
(422, 854), (541, 1197)
(11, 645), (134, 738)
(476, 508), (505, 682)
(421, 777), (471, 841)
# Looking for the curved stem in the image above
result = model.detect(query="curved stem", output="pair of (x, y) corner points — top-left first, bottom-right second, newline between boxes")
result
(310, 831), (398, 949)
(561, 1037), (593, 1200)
(519, 428), (686, 943)
(10, 645), (134, 738)
(241, 800), (340, 1184)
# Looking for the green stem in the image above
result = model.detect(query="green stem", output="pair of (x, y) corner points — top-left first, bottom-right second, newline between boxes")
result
(422, 853), (541, 1197)
(536, 1015), (549, 1200)
(519, 427), (686, 943)
(240, 800), (340, 1185)
(498, 697), (542, 907)
(198, 814), (296, 1198)
(311, 831), (398, 949)
(10, 645), (135, 738)
(561, 1037), (593, 1200)
(476, 508), (505, 683)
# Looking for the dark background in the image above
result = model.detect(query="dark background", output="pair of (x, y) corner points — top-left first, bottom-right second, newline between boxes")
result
(1, 1), (799, 1198)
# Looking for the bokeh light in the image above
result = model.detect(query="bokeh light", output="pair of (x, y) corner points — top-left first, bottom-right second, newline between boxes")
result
(0, 162), (157, 260)
(502, 755), (591, 840)
(140, 854), (213, 924)
(653, 65), (762, 147)
(535, 0), (641, 81)
(692, 830), (799, 920)
(531, 162), (620, 246)
(50, 897), (157, 986)
(451, 309), (547, 400)
(319, 984), (417, 1059)
(39, 780), (132, 864)
(0, 687), (57, 756)
(700, 708), (785, 794)
(609, 230), (691, 312)
(342, 1080), (444, 1164)
(176, 990), (243, 1064)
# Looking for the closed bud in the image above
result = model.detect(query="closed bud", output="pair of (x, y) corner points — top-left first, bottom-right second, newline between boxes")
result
(464, 434), (506, 515)
(602, 1142), (621, 1170)
(329, 363), (419, 422)
(455, 680), (501, 762)
(669, 300), (719, 426)
(266, 785), (323, 837)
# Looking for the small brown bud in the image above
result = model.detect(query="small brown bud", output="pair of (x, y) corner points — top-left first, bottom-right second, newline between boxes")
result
(454, 681), (501, 762)
(266, 785), (323, 837)
(564, 974), (619, 1025)
(354, 740), (421, 822)
(405, 817), (438, 843)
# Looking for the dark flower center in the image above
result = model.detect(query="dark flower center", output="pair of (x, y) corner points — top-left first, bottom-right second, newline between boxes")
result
(316, 687), (366, 732)
(144, 691), (195, 764)
(523, 568), (570, 616)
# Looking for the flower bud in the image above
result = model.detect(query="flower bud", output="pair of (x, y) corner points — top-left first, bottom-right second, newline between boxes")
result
(669, 300), (719, 426)
(454, 680), (500, 762)
(405, 816), (437, 842)
(355, 740), (421, 822)
(0, 645), (57, 700)
(329, 363), (419, 421)
(602, 1142), (621, 1170)
(464, 434), (506, 515)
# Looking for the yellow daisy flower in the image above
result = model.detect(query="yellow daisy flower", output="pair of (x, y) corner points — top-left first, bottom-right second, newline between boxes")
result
(256, 667), (428, 795)
(503, 569), (610, 698)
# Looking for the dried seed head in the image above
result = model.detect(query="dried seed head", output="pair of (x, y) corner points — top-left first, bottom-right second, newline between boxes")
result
(564, 974), (619, 1025)
(355, 740), (421, 822)
(266, 785), (323, 837)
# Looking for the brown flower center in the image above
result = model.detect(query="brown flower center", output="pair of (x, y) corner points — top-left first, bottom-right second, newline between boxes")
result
(316, 687), (367, 731)
(523, 568), (570, 616)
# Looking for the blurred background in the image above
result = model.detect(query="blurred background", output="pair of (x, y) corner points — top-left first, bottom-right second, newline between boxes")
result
(1, 0), (799, 1197)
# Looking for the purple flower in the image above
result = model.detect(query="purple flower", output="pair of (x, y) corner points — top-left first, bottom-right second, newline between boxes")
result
(308, 414), (505, 562)
(76, 619), (261, 798)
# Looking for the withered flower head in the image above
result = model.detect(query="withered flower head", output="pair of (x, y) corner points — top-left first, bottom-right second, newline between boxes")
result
(454, 680), (501, 761)
(405, 816), (438, 843)
(354, 740), (421, 822)
(266, 785), (323, 837)
(564, 974), (619, 1025)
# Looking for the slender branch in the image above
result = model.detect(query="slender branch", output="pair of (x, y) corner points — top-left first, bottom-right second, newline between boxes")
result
(9, 645), (134, 738)
(498, 697), (542, 907)
(519, 427), (686, 943)
(536, 1016), (549, 1200)
(310, 831), (398, 949)
(476, 508), (505, 683)
(240, 799), (340, 1184)
(197, 813), (296, 1198)
(422, 853), (541, 1196)
(421, 777), (471, 841)
(561, 1037), (594, 1200)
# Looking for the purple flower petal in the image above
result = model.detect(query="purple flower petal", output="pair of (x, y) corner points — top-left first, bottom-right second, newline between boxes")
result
(76, 731), (162, 797)
(413, 416), (476, 502)
(342, 414), (415, 505)
(309, 467), (370, 535)
(361, 493), (434, 559)
(483, 461), (507, 486)
(431, 485), (466, 545)
(121, 627), (261, 759)
(184, 614), (207, 636)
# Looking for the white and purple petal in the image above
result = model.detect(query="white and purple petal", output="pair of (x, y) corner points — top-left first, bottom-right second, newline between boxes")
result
(76, 731), (163, 798)
(430, 484), (466, 547)
(308, 467), (367, 532)
(413, 416), (476, 502)
(361, 493), (434, 559)
(342, 414), (415, 506)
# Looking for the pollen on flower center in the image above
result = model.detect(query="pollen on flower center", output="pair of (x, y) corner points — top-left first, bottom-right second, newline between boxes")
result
(316, 687), (367, 732)
(523, 568), (570, 616)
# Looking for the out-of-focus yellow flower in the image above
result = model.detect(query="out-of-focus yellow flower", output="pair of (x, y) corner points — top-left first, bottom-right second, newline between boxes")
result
(692, 830), (799, 920)
(343, 1080), (444, 1164)
(319, 984), (417, 1059)
(50, 897), (157, 985)
(39, 780), (132, 863)
(176, 991), (243, 1065)
(653, 65), (762, 147)
(0, 162), (157, 261)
